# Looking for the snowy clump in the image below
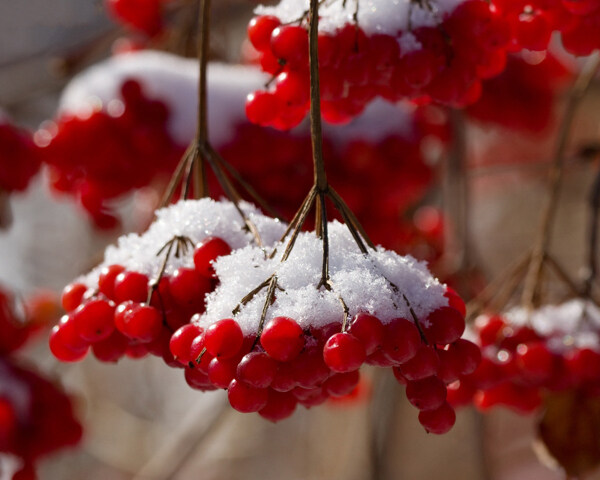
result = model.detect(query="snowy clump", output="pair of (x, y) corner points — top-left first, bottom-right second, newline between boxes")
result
(503, 299), (600, 352)
(256, 0), (465, 36)
(58, 52), (268, 147)
(200, 221), (448, 334)
(79, 199), (286, 287)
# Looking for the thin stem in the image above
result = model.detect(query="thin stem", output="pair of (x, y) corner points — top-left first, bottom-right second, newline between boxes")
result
(522, 52), (600, 310)
(308, 0), (328, 192)
(254, 274), (279, 345)
(329, 187), (376, 249)
(159, 145), (193, 208)
(317, 192), (330, 288)
(584, 167), (600, 299)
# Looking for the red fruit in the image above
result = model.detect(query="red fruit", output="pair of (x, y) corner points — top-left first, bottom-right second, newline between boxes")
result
(113, 271), (149, 303)
(246, 91), (283, 126)
(418, 402), (456, 434)
(406, 376), (447, 411)
(61, 283), (87, 312)
(447, 339), (482, 376)
(208, 357), (238, 388)
(227, 379), (268, 413)
(204, 318), (243, 359)
(271, 362), (297, 392)
(125, 304), (163, 342)
(168, 267), (211, 307)
(49, 324), (89, 362)
(381, 318), (421, 364)
(274, 70), (310, 107)
(193, 237), (232, 278)
(323, 370), (360, 397)
(290, 347), (331, 388)
(515, 341), (555, 381)
(565, 348), (600, 384)
(443, 287), (466, 318)
(259, 390), (297, 422)
(422, 307), (465, 345)
(185, 366), (215, 391)
(348, 313), (384, 355)
(323, 332), (366, 373)
(74, 298), (115, 342)
(260, 316), (305, 362)
(270, 26), (309, 66)
(92, 330), (128, 362)
(237, 352), (278, 388)
(98, 264), (125, 300)
(170, 324), (203, 364)
(398, 345), (440, 381)
(476, 315), (505, 346)
(248, 16), (282, 52)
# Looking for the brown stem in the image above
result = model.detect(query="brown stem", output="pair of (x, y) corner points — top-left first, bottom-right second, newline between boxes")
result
(522, 52), (600, 310)
(252, 274), (279, 348)
(584, 167), (600, 299)
(317, 192), (330, 288)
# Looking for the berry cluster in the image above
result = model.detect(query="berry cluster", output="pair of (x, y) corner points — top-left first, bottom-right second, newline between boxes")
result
(0, 119), (41, 193)
(189, 221), (474, 430)
(447, 300), (600, 414)
(49, 199), (285, 364)
(466, 52), (571, 133)
(105, 0), (172, 37)
(246, 0), (510, 129)
(494, 0), (600, 55)
(36, 79), (182, 229)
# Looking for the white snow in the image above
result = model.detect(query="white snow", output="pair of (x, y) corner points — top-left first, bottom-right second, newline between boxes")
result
(80, 199), (286, 286)
(58, 52), (269, 147)
(200, 221), (448, 334)
(256, 0), (465, 36)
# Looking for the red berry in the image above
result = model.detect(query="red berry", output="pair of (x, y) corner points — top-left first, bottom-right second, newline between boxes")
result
(423, 307), (465, 345)
(418, 402), (456, 434)
(444, 287), (466, 318)
(125, 304), (163, 342)
(204, 319), (243, 359)
(515, 341), (555, 381)
(49, 323), (89, 362)
(398, 345), (440, 381)
(259, 390), (297, 422)
(114, 271), (149, 303)
(227, 379), (268, 413)
(168, 267), (211, 307)
(208, 357), (238, 389)
(98, 264), (125, 300)
(237, 352), (278, 388)
(323, 370), (360, 397)
(348, 313), (384, 355)
(74, 298), (115, 342)
(245, 91), (283, 126)
(381, 318), (421, 364)
(447, 339), (481, 376)
(406, 376), (447, 411)
(170, 324), (203, 364)
(323, 332), (366, 373)
(260, 316), (305, 362)
(193, 237), (232, 278)
(270, 26), (309, 66)
(248, 16), (282, 52)
(61, 283), (87, 312)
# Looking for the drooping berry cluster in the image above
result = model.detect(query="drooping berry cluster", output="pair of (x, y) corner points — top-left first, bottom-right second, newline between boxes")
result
(49, 199), (285, 364)
(36, 79), (182, 229)
(185, 222), (475, 430)
(494, 0), (600, 55)
(105, 0), (172, 37)
(246, 0), (511, 129)
(447, 300), (600, 414)
(0, 118), (41, 194)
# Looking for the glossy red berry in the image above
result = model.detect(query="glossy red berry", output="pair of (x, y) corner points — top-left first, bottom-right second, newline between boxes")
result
(348, 313), (384, 355)
(259, 390), (297, 422)
(381, 318), (421, 364)
(61, 283), (87, 312)
(170, 324), (203, 364)
(418, 402), (456, 434)
(204, 319), (243, 359)
(406, 376), (447, 411)
(323, 332), (366, 373)
(193, 237), (232, 278)
(227, 379), (268, 413)
(260, 316), (305, 362)
(237, 352), (278, 388)
(248, 15), (281, 52)
(114, 271), (149, 303)
(423, 307), (465, 345)
(74, 298), (115, 342)
(398, 345), (440, 381)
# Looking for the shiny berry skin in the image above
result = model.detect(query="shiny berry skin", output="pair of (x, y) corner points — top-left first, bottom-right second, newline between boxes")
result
(204, 319), (243, 359)
(406, 376), (447, 411)
(237, 352), (278, 388)
(260, 316), (305, 362)
(73, 298), (115, 342)
(444, 287), (466, 317)
(515, 341), (555, 381)
(290, 347), (331, 389)
(124, 304), (163, 342)
(270, 26), (309, 66)
(98, 265), (125, 300)
(245, 91), (283, 126)
(61, 283), (87, 312)
(422, 307), (465, 345)
(418, 402), (456, 434)
(113, 271), (149, 303)
(193, 237), (232, 278)
(227, 379), (268, 413)
(170, 324), (203, 364)
(398, 345), (440, 381)
(208, 357), (238, 389)
(348, 313), (384, 355)
(323, 333), (366, 373)
(259, 390), (297, 422)
(447, 339), (481, 376)
(381, 318), (421, 364)
(323, 370), (360, 397)
(168, 268), (211, 307)
(49, 322), (89, 362)
(248, 15), (281, 52)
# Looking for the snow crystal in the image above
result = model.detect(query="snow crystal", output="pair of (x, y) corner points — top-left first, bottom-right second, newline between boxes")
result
(80, 199), (286, 287)
(199, 221), (447, 334)
(501, 299), (600, 352)
(256, 0), (465, 36)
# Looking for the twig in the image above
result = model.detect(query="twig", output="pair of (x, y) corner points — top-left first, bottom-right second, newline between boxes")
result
(521, 52), (600, 310)
(583, 167), (600, 299)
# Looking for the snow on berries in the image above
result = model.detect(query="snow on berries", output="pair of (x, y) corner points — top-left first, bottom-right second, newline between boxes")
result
(448, 300), (600, 414)
(50, 198), (285, 365)
(247, 0), (511, 129)
(180, 221), (472, 430)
